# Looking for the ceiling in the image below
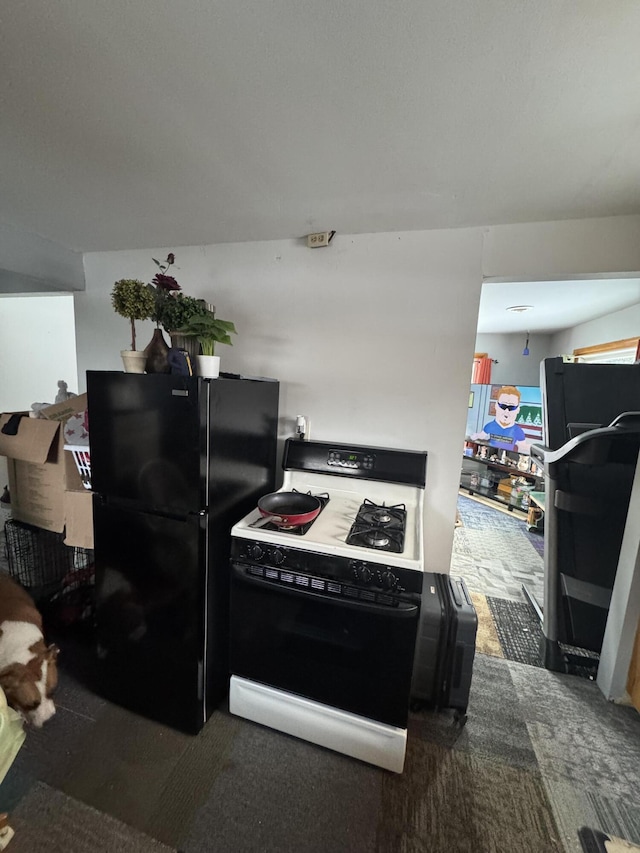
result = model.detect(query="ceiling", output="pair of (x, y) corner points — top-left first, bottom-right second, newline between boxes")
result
(477, 278), (640, 334)
(2, 1), (640, 254)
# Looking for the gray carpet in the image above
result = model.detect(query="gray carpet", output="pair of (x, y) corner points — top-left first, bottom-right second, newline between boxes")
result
(8, 782), (176, 853)
(3, 643), (640, 853)
(378, 738), (562, 853)
(508, 661), (640, 852)
(0, 653), (561, 853)
(452, 493), (545, 603)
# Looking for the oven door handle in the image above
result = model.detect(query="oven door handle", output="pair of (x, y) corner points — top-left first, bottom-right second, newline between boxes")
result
(232, 564), (420, 618)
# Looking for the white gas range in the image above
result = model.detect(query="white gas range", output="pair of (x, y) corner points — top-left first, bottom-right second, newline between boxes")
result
(228, 439), (428, 773)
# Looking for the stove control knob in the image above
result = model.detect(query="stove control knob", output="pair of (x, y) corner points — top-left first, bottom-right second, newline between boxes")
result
(250, 544), (265, 561)
(351, 561), (372, 584)
(379, 569), (398, 591)
(271, 548), (285, 565)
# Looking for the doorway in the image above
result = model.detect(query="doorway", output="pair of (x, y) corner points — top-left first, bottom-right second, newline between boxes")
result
(449, 276), (640, 669)
(0, 292), (79, 495)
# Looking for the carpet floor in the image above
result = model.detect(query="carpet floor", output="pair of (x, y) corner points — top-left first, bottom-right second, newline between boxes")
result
(452, 494), (601, 678)
(452, 493), (545, 604)
(2, 645), (571, 853)
(2, 503), (640, 852)
(8, 783), (176, 853)
(3, 627), (640, 853)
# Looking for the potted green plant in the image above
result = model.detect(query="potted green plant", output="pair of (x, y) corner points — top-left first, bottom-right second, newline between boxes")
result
(111, 278), (155, 372)
(160, 293), (210, 359)
(175, 310), (237, 378)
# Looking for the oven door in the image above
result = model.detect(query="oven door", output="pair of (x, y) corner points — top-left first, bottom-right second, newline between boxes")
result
(229, 563), (420, 728)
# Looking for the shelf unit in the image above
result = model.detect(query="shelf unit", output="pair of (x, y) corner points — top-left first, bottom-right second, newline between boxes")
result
(460, 442), (544, 513)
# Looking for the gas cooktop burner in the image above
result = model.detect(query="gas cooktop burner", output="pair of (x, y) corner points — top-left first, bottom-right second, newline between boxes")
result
(358, 499), (406, 528)
(372, 509), (392, 524)
(364, 530), (392, 549)
(346, 499), (407, 553)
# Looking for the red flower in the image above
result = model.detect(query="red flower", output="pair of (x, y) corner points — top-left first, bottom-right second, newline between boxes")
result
(152, 273), (181, 292)
(166, 253), (175, 265)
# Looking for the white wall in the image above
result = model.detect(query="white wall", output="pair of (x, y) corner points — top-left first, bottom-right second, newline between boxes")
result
(0, 293), (79, 488)
(551, 301), (640, 355)
(76, 229), (484, 575)
(74, 215), (640, 579)
(1, 294), (79, 408)
(0, 224), (85, 293)
(483, 215), (640, 280)
(474, 332), (552, 385)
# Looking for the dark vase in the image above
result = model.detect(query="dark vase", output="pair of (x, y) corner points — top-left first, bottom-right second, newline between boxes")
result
(144, 328), (171, 374)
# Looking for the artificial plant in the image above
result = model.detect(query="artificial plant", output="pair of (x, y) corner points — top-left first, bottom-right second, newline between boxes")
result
(175, 311), (237, 356)
(111, 278), (155, 351)
(160, 293), (209, 335)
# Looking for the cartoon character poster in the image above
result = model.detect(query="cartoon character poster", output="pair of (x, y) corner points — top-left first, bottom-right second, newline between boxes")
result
(472, 385), (542, 452)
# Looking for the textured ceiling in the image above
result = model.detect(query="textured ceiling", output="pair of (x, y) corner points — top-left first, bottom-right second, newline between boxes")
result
(2, 1), (640, 252)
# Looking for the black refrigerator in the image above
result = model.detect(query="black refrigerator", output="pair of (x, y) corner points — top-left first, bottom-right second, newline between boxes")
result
(541, 356), (640, 449)
(87, 371), (279, 734)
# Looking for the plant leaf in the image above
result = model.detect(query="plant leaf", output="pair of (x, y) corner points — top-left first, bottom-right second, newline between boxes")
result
(214, 319), (237, 333)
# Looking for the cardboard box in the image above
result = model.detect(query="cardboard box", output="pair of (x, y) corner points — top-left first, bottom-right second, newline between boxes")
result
(0, 394), (89, 536)
(63, 488), (94, 550)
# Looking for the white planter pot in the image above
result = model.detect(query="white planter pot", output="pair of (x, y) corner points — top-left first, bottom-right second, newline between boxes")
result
(196, 355), (220, 379)
(120, 350), (147, 373)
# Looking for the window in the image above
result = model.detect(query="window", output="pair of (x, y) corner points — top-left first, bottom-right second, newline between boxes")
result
(573, 337), (640, 365)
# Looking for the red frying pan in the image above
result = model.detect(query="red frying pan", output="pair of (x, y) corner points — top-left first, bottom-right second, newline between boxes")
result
(257, 491), (322, 528)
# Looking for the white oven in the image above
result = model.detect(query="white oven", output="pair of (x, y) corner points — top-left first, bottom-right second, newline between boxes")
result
(228, 439), (427, 773)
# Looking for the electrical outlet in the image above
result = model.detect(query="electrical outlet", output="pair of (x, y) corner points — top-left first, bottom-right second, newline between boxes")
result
(307, 232), (330, 248)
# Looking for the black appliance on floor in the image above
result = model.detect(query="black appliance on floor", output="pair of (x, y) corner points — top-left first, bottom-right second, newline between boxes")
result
(411, 573), (477, 725)
(531, 412), (640, 672)
(541, 357), (640, 450)
(87, 371), (279, 734)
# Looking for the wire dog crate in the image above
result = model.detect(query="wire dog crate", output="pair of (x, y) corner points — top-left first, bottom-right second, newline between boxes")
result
(47, 562), (95, 628)
(4, 518), (92, 604)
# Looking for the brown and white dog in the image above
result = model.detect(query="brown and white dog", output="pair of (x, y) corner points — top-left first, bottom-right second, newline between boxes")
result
(0, 574), (58, 727)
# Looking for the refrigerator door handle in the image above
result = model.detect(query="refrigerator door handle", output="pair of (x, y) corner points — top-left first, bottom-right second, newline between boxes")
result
(197, 660), (204, 700)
